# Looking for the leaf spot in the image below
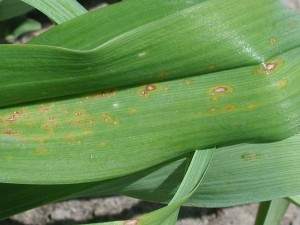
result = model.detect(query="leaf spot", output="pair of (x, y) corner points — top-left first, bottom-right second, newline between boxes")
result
(223, 105), (237, 111)
(268, 38), (278, 46)
(264, 62), (277, 72)
(36, 147), (48, 155)
(210, 85), (233, 96)
(277, 79), (288, 89)
(247, 104), (257, 110)
(7, 116), (16, 123)
(183, 79), (192, 86)
(141, 84), (156, 97)
(209, 108), (218, 113)
(138, 51), (147, 57)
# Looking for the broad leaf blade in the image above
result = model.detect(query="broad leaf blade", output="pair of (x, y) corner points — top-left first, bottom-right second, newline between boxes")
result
(3, 135), (300, 218)
(1, 48), (300, 184)
(1, 0), (300, 184)
(1, 0), (300, 107)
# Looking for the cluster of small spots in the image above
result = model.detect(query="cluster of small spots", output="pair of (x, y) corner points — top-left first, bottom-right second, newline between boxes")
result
(14, 111), (22, 115)
(197, 104), (241, 117)
(5, 111), (24, 123)
(86, 89), (116, 99)
(75, 112), (82, 116)
(223, 105), (237, 111)
(3, 129), (22, 135)
(101, 113), (120, 126)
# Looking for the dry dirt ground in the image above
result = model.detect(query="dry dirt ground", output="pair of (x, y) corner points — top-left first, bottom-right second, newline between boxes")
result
(2, 196), (300, 225)
(1, 0), (300, 225)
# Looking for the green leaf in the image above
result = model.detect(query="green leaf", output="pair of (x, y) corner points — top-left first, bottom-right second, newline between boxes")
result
(1, 0), (300, 221)
(289, 195), (300, 206)
(80, 148), (214, 225)
(1, 0), (300, 184)
(1, 0), (300, 107)
(0, 158), (187, 219)
(254, 199), (290, 225)
(3, 136), (300, 219)
(5, 18), (41, 43)
(0, 0), (33, 21)
(20, 0), (87, 24)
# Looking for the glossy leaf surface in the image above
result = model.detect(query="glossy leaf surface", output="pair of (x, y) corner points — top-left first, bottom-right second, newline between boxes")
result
(1, 0), (300, 184)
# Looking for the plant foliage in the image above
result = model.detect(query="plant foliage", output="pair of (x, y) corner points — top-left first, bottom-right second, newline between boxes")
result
(1, 0), (300, 224)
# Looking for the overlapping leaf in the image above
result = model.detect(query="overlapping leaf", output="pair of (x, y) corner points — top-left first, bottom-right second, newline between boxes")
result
(20, 0), (87, 24)
(0, 0), (33, 21)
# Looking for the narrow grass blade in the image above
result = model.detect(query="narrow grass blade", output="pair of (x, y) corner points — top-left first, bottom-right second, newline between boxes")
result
(20, 0), (87, 24)
(289, 195), (300, 206)
(132, 148), (215, 225)
(254, 199), (290, 225)
(80, 148), (214, 225)
(5, 18), (41, 43)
